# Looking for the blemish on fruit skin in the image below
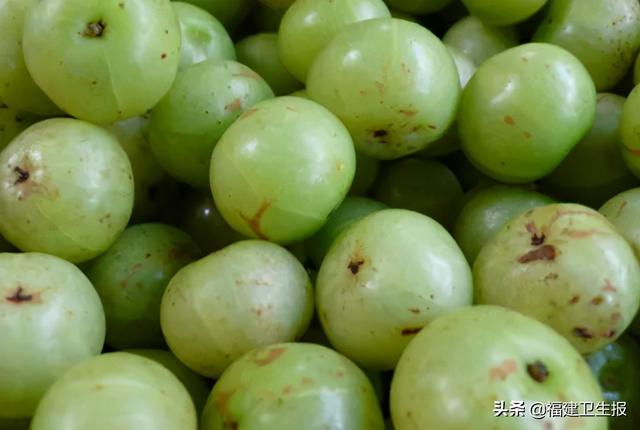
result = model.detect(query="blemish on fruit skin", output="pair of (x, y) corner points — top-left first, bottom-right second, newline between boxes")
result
(504, 115), (516, 125)
(13, 166), (29, 184)
(617, 201), (628, 217)
(240, 108), (258, 119)
(83, 20), (106, 38)
(161, 53), (167, 59)
(591, 296), (604, 305)
(239, 201), (271, 240)
(398, 109), (417, 117)
(573, 327), (594, 339)
(408, 308), (420, 314)
(348, 259), (364, 275)
(224, 98), (242, 112)
(301, 377), (314, 385)
(401, 327), (423, 336)
(526, 360), (549, 382)
(602, 330), (616, 338)
(518, 244), (556, 263)
(603, 279), (617, 292)
(489, 359), (517, 381)
(5, 286), (36, 304)
(252, 347), (286, 366)
(373, 129), (388, 138)
(215, 389), (238, 430)
(233, 70), (261, 80)
(282, 385), (294, 394)
(569, 295), (580, 305)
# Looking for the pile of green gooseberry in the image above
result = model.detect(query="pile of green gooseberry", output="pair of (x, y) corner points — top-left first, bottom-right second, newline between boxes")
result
(2, 0), (640, 429)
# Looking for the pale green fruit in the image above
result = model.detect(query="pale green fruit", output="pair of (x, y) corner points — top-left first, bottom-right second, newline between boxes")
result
(474, 203), (640, 354)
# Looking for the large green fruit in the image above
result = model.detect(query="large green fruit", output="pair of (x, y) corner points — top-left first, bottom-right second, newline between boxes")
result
(30, 352), (197, 430)
(210, 96), (355, 244)
(474, 203), (640, 354)
(542, 93), (637, 208)
(201, 343), (385, 430)
(277, 0), (390, 83)
(307, 18), (460, 160)
(391, 305), (606, 430)
(459, 43), (597, 183)
(0, 118), (134, 263)
(0, 253), (105, 420)
(599, 188), (640, 259)
(533, 0), (640, 91)
(149, 60), (274, 188)
(454, 185), (555, 263)
(86, 224), (201, 350)
(317, 209), (473, 370)
(23, 0), (181, 124)
(160, 240), (314, 378)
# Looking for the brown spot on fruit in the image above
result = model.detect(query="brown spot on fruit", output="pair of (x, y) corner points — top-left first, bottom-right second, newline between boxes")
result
(94, 384), (104, 391)
(518, 245), (556, 263)
(611, 312), (621, 323)
(301, 377), (314, 385)
(374, 81), (385, 96)
(523, 131), (532, 139)
(591, 296), (604, 305)
(603, 279), (617, 292)
(239, 201), (271, 240)
(161, 53), (167, 59)
(427, 124), (437, 130)
(561, 229), (607, 238)
(83, 20), (106, 38)
(233, 70), (261, 80)
(408, 308), (420, 314)
(282, 385), (294, 394)
(569, 295), (580, 304)
(224, 98), (242, 112)
(489, 359), (517, 381)
(13, 166), (29, 184)
(398, 109), (417, 117)
(602, 330), (616, 338)
(573, 327), (594, 339)
(401, 327), (423, 336)
(348, 260), (364, 275)
(334, 371), (344, 379)
(215, 390), (237, 430)
(544, 273), (559, 281)
(253, 347), (286, 366)
(504, 115), (516, 125)
(527, 360), (549, 382)
(373, 129), (388, 138)
(5, 286), (35, 304)
(617, 201), (628, 216)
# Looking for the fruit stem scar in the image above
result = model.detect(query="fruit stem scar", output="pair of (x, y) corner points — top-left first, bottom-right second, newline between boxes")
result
(348, 260), (364, 274)
(527, 360), (549, 383)
(5, 286), (33, 303)
(13, 166), (29, 184)
(83, 20), (106, 38)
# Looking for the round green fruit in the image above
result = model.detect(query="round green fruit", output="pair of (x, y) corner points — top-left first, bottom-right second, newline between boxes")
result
(30, 352), (197, 430)
(0, 0), (60, 115)
(391, 305), (606, 430)
(442, 16), (519, 66)
(374, 158), (464, 229)
(317, 209), (473, 370)
(454, 185), (555, 263)
(201, 343), (385, 430)
(307, 18), (460, 159)
(0, 118), (134, 263)
(149, 60), (274, 188)
(474, 203), (640, 354)
(0, 252), (105, 420)
(599, 188), (640, 259)
(459, 43), (597, 183)
(619, 84), (640, 179)
(210, 96), (355, 244)
(542, 93), (637, 207)
(173, 1), (236, 68)
(278, 0), (390, 83)
(533, 0), (640, 91)
(86, 223), (201, 350)
(235, 33), (302, 96)
(23, 0), (181, 124)
(461, 0), (548, 26)
(160, 240), (314, 378)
